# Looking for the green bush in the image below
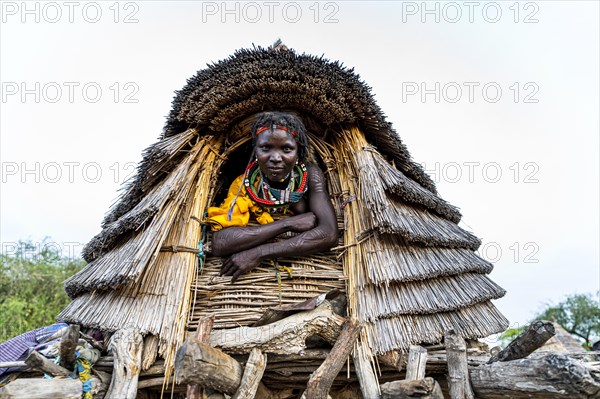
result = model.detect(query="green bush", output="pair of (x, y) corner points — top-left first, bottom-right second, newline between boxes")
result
(0, 239), (85, 342)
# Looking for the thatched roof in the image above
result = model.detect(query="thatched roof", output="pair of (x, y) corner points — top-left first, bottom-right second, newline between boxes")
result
(60, 42), (507, 363)
(82, 42), (465, 264)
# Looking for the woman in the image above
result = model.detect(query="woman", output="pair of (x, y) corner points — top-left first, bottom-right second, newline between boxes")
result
(209, 112), (338, 283)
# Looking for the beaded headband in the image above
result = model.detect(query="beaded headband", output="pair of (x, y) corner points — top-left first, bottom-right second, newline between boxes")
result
(255, 124), (297, 137)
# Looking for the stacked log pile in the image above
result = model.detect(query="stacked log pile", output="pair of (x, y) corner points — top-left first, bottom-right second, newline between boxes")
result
(1, 311), (599, 399)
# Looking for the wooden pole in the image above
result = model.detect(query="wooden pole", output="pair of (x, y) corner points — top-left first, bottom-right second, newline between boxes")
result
(445, 330), (474, 399)
(187, 316), (215, 399)
(25, 351), (71, 377)
(105, 325), (143, 399)
(488, 320), (555, 364)
(303, 318), (361, 399)
(59, 324), (80, 370)
(232, 348), (267, 399)
(404, 345), (427, 381)
(0, 362), (26, 369)
(353, 340), (381, 399)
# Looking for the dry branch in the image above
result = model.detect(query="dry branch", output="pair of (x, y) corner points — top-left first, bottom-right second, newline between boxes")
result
(0, 362), (26, 369)
(303, 318), (361, 399)
(25, 351), (71, 377)
(232, 348), (267, 399)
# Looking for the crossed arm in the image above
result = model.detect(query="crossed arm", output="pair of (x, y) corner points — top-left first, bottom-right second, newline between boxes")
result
(212, 164), (338, 282)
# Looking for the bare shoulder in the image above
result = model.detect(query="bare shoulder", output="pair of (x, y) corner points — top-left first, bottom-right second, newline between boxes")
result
(306, 163), (327, 193)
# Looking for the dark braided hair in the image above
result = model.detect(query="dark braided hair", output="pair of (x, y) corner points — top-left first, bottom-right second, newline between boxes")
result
(249, 112), (309, 162)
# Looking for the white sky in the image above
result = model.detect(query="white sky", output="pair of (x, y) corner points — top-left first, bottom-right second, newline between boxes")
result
(1, 1), (598, 333)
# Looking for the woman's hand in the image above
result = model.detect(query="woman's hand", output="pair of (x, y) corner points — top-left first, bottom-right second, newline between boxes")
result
(220, 248), (262, 283)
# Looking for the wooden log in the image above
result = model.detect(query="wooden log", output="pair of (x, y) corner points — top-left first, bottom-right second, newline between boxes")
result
(105, 325), (143, 399)
(470, 353), (600, 399)
(444, 330), (474, 399)
(175, 340), (243, 394)
(303, 318), (361, 399)
(405, 346), (427, 381)
(380, 377), (444, 399)
(488, 320), (555, 363)
(187, 316), (215, 399)
(353, 340), (381, 399)
(24, 351), (71, 377)
(232, 348), (267, 399)
(0, 376), (105, 399)
(209, 301), (344, 355)
(59, 324), (79, 370)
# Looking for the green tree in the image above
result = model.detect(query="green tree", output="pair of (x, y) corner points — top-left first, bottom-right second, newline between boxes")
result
(0, 239), (85, 342)
(535, 293), (600, 349)
(497, 326), (526, 348)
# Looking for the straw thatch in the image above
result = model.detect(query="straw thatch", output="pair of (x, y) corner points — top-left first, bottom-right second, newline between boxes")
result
(60, 42), (507, 376)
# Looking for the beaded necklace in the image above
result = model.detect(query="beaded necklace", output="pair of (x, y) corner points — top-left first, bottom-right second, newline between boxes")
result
(243, 160), (308, 207)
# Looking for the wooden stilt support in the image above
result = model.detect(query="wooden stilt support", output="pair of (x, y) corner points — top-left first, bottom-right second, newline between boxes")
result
(105, 325), (143, 399)
(353, 340), (381, 399)
(405, 345), (427, 381)
(187, 316), (215, 399)
(379, 345), (443, 399)
(445, 330), (474, 399)
(59, 324), (80, 370)
(232, 348), (267, 399)
(303, 318), (361, 399)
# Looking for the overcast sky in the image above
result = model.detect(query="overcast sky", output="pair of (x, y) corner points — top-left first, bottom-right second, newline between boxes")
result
(1, 1), (598, 335)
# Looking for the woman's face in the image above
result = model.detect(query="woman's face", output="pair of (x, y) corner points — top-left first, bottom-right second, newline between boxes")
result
(255, 128), (298, 182)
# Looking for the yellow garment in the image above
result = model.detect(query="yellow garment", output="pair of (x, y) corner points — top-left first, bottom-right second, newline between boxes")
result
(206, 175), (274, 231)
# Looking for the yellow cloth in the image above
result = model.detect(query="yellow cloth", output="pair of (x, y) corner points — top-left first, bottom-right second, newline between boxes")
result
(206, 175), (274, 231)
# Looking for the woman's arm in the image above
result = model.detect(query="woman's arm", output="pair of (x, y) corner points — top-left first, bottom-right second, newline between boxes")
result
(220, 165), (339, 282)
(211, 212), (317, 257)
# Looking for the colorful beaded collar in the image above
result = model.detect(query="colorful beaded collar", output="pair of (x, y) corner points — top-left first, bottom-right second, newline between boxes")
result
(243, 160), (308, 207)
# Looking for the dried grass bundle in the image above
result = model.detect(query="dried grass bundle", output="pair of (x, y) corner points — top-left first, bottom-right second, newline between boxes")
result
(60, 134), (226, 377)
